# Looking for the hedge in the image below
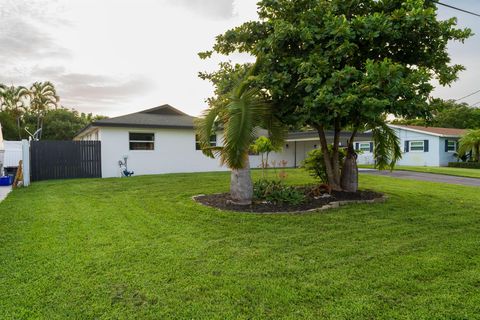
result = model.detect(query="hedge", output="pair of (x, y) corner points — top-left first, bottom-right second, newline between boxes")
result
(448, 162), (480, 169)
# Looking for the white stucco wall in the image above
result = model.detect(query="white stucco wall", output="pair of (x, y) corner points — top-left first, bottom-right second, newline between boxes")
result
(249, 141), (303, 169)
(97, 127), (227, 178)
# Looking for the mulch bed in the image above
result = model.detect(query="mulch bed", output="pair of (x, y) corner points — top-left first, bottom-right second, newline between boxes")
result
(194, 189), (385, 214)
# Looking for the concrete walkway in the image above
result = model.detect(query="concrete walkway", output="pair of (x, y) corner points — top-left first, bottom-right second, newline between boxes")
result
(0, 186), (12, 203)
(360, 169), (480, 187)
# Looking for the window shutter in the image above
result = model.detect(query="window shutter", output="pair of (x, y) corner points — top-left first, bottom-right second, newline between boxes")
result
(424, 140), (429, 152)
(404, 140), (409, 152)
(355, 143), (359, 151)
(445, 140), (449, 152)
(369, 142), (374, 153)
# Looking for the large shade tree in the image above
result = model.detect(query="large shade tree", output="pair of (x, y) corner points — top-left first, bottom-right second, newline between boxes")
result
(201, 0), (472, 191)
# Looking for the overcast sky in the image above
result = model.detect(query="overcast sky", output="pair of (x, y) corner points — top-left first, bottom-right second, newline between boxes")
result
(0, 0), (479, 117)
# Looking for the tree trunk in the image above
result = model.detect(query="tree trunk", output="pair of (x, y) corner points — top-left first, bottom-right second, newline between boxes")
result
(230, 156), (253, 205)
(315, 125), (341, 190)
(341, 146), (358, 192)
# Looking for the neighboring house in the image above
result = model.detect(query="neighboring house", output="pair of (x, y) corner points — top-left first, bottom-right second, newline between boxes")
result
(250, 125), (467, 168)
(389, 125), (466, 167)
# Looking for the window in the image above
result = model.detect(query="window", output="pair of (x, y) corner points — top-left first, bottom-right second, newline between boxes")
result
(359, 142), (371, 152)
(129, 132), (154, 150)
(447, 140), (457, 152)
(409, 140), (425, 152)
(195, 134), (217, 150)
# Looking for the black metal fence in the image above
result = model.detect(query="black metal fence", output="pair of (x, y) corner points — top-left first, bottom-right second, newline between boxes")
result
(31, 141), (102, 181)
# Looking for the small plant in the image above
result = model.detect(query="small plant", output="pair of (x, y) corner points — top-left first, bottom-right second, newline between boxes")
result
(253, 179), (305, 205)
(251, 136), (282, 178)
(278, 160), (288, 180)
(302, 147), (345, 184)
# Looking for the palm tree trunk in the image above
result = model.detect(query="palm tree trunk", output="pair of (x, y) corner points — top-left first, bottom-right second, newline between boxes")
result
(230, 156), (253, 205)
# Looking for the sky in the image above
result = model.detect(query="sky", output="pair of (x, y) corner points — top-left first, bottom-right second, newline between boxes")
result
(0, 0), (479, 117)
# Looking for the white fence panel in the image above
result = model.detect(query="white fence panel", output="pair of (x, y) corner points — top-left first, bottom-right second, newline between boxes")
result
(3, 141), (23, 167)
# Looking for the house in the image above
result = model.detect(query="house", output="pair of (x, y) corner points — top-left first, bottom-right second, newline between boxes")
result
(249, 130), (374, 168)
(388, 125), (466, 167)
(74, 105), (227, 178)
(260, 124), (467, 168)
(74, 107), (467, 178)
(74, 104), (373, 178)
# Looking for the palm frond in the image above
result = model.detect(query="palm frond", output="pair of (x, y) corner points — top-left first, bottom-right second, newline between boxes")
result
(371, 122), (402, 170)
(194, 103), (223, 158)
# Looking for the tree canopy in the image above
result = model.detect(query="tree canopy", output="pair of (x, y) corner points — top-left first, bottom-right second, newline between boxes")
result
(0, 82), (106, 140)
(392, 99), (480, 129)
(201, 0), (472, 190)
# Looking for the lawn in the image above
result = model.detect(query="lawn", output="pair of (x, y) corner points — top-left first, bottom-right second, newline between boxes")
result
(359, 164), (480, 179)
(1, 170), (479, 319)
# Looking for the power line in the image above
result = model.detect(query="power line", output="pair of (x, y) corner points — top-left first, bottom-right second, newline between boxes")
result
(432, 0), (480, 18)
(470, 101), (480, 107)
(455, 89), (480, 102)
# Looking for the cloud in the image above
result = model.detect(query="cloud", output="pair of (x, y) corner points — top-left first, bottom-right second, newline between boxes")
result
(167, 0), (235, 19)
(28, 66), (155, 111)
(0, 0), (70, 61)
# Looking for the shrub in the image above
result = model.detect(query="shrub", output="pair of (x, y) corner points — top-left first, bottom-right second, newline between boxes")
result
(302, 147), (346, 183)
(253, 179), (305, 205)
(448, 162), (480, 169)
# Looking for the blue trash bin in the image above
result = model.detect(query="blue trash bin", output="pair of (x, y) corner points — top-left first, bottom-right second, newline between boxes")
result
(0, 176), (12, 186)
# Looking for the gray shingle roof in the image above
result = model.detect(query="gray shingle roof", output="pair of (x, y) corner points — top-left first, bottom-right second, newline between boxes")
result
(93, 104), (195, 129)
(75, 104), (373, 143)
(75, 105), (196, 138)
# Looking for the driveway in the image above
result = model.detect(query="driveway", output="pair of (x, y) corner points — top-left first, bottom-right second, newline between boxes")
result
(0, 186), (12, 203)
(360, 169), (480, 187)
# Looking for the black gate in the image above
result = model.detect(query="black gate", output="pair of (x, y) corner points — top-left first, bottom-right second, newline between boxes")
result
(31, 141), (102, 181)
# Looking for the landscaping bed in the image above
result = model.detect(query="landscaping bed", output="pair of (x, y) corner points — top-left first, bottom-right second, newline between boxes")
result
(194, 188), (384, 213)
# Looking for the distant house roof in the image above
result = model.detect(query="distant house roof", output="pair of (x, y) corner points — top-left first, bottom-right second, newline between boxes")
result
(75, 104), (196, 139)
(389, 125), (467, 137)
(286, 130), (372, 141)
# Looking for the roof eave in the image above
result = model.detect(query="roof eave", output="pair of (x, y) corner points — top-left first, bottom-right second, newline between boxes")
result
(91, 122), (195, 130)
(388, 124), (463, 138)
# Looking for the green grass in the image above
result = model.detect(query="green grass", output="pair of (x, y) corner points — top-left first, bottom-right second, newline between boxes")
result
(1, 169), (480, 319)
(359, 164), (480, 179)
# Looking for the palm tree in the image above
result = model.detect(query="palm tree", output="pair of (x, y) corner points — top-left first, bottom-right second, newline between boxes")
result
(458, 129), (480, 162)
(0, 85), (30, 139)
(196, 79), (285, 205)
(30, 81), (59, 138)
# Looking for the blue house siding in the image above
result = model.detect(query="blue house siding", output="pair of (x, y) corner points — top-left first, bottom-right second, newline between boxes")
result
(394, 128), (440, 166)
(439, 137), (459, 166)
